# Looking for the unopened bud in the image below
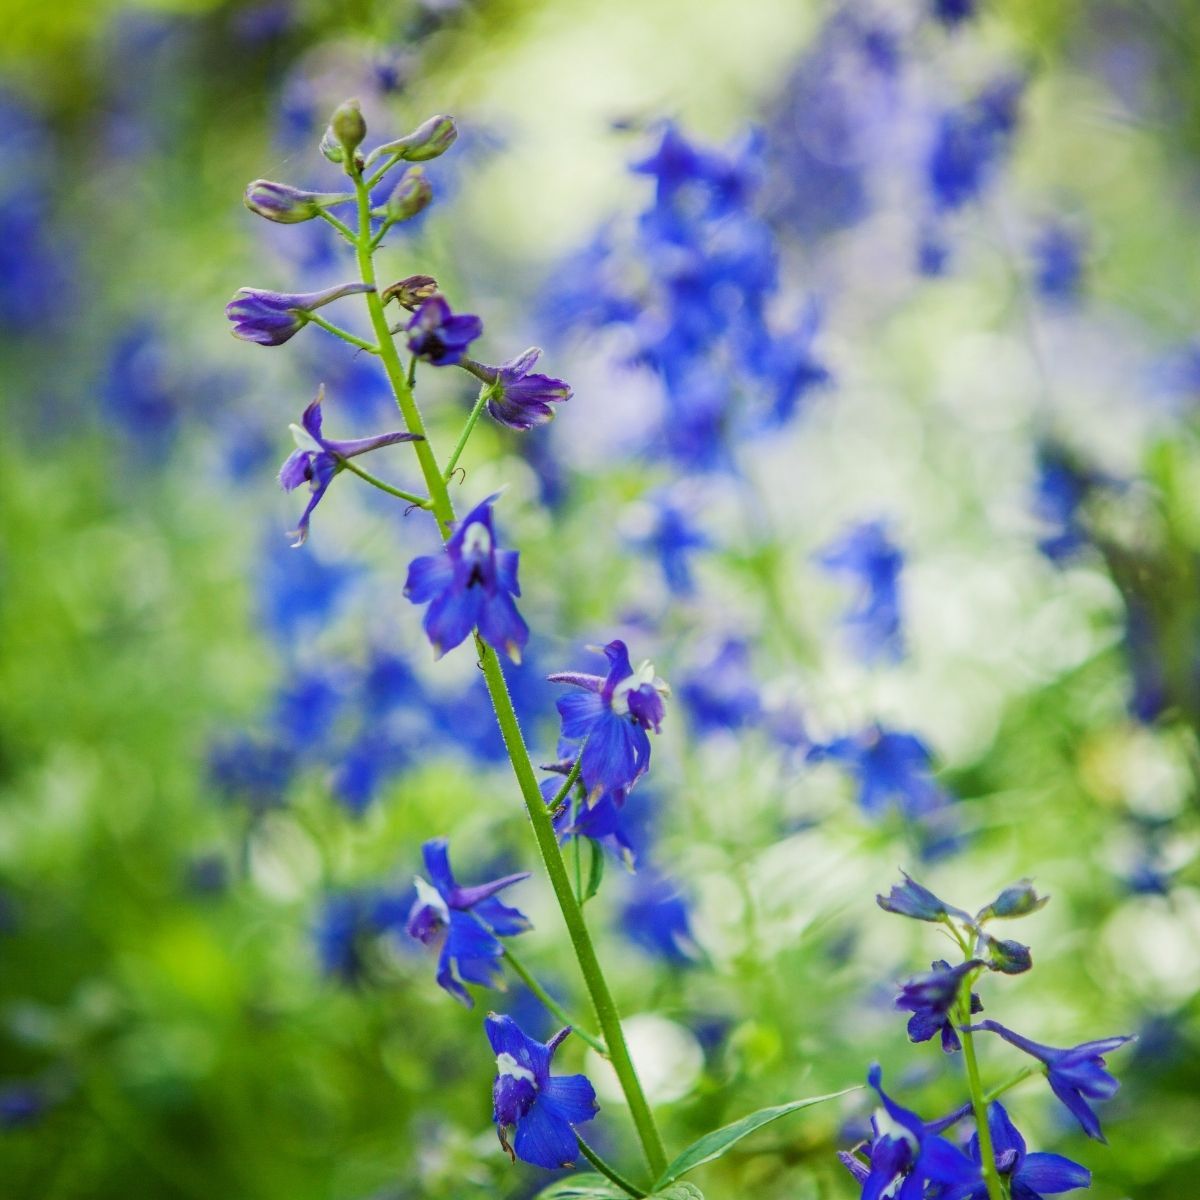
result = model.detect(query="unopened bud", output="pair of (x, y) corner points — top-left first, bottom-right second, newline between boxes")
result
(983, 934), (1032, 975)
(365, 114), (458, 167)
(976, 879), (1049, 923)
(382, 274), (439, 311)
(386, 168), (432, 223)
(330, 99), (367, 155)
(243, 180), (353, 224)
(319, 127), (344, 164)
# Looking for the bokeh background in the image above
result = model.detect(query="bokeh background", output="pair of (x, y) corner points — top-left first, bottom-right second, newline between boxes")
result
(2, 0), (1199, 1197)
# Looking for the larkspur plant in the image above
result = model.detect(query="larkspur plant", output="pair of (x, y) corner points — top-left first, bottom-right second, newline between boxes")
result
(838, 872), (1133, 1200)
(224, 102), (857, 1196)
(225, 94), (1137, 1199)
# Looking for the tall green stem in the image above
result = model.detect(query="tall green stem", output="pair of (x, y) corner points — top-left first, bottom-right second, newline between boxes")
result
(957, 980), (1005, 1200)
(346, 164), (667, 1180)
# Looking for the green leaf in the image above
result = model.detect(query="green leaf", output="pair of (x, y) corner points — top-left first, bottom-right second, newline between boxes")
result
(650, 1185), (704, 1199)
(532, 1175), (627, 1200)
(583, 837), (605, 902)
(653, 1086), (860, 1188)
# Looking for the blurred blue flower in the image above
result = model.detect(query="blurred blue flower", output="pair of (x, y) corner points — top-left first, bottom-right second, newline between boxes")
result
(0, 1082), (47, 1130)
(1033, 220), (1087, 305)
(946, 1102), (1091, 1199)
(313, 892), (373, 983)
(550, 640), (669, 801)
(208, 734), (297, 814)
(927, 75), (1023, 213)
(404, 493), (529, 662)
(931, 0), (977, 26)
(679, 639), (761, 734)
(636, 496), (709, 597)
(809, 726), (951, 820)
(406, 839), (531, 1007)
(257, 532), (356, 645)
(619, 871), (698, 964)
(966, 1020), (1134, 1142)
(486, 1013), (598, 1169)
(272, 669), (342, 752)
(816, 519), (905, 662)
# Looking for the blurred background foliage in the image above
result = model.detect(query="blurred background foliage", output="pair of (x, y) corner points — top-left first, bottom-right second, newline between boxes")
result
(2, 0), (1200, 1198)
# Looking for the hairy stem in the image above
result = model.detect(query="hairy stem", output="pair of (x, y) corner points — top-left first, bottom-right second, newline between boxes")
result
(346, 163), (667, 1179)
(444, 382), (492, 482)
(500, 943), (607, 1055)
(305, 312), (379, 355)
(337, 458), (430, 508)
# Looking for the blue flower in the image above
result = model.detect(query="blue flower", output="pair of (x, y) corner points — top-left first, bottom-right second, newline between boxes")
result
(463, 347), (572, 430)
(942, 1102), (1091, 1199)
(313, 892), (375, 983)
(278, 389), (421, 546)
(257, 530), (356, 644)
(876, 871), (972, 924)
(406, 839), (531, 1007)
(0, 1082), (47, 1130)
(1032, 443), (1100, 564)
(927, 76), (1023, 213)
(619, 871), (699, 964)
(679, 639), (761, 734)
(816, 520), (905, 662)
(838, 1065), (980, 1199)
(207, 734), (297, 814)
(931, 0), (976, 26)
(542, 769), (637, 867)
(896, 959), (983, 1052)
(1033, 220), (1086, 305)
(549, 640), (669, 801)
(404, 493), (529, 662)
(225, 282), (373, 346)
(809, 727), (951, 820)
(405, 294), (483, 365)
(966, 1020), (1134, 1141)
(486, 1013), (598, 1169)
(638, 496), (709, 597)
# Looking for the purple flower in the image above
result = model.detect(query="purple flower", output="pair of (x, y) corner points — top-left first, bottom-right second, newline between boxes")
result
(815, 520), (905, 663)
(403, 493), (529, 661)
(405, 294), (482, 365)
(243, 180), (353, 224)
(225, 281), (373, 346)
(896, 959), (983, 1053)
(549, 640), (669, 801)
(406, 839), (531, 1007)
(467, 348), (572, 431)
(278, 390), (421, 546)
(486, 1013), (598, 1169)
(965, 1020), (1134, 1142)
(838, 1064), (980, 1199)
(877, 871), (972, 924)
(943, 1102), (1091, 1200)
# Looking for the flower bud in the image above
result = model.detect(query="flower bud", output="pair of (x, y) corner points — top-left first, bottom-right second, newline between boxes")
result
(382, 274), (439, 311)
(365, 114), (458, 167)
(976, 879), (1049, 923)
(982, 934), (1032, 975)
(319, 127), (344, 164)
(244, 180), (353, 224)
(329, 99), (367, 155)
(386, 168), (432, 223)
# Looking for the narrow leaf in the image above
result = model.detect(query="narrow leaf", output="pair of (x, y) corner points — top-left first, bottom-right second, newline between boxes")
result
(583, 837), (605, 902)
(653, 1086), (860, 1188)
(533, 1174), (628, 1200)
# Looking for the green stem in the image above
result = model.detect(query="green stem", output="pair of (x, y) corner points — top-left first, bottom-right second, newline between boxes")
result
(444, 382), (492, 481)
(477, 641), (668, 1177)
(318, 208), (357, 242)
(369, 218), (394, 252)
(306, 312), (379, 355)
(577, 1134), (646, 1198)
(959, 992), (1005, 1200)
(365, 152), (403, 192)
(500, 942), (607, 1055)
(337, 458), (430, 508)
(984, 1065), (1037, 1104)
(345, 165), (668, 1179)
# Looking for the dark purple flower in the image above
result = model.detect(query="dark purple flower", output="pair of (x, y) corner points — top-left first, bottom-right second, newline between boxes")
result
(486, 1013), (598, 1168)
(965, 1020), (1134, 1142)
(942, 1102), (1091, 1200)
(549, 640), (669, 801)
(406, 839), (531, 1007)
(278, 390), (421, 546)
(404, 494), (529, 661)
(809, 726), (950, 821)
(405, 294), (482, 365)
(468, 347), (572, 431)
(896, 959), (983, 1053)
(838, 1065), (981, 1198)
(226, 281), (373, 346)
(815, 520), (905, 663)
(877, 871), (973, 924)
